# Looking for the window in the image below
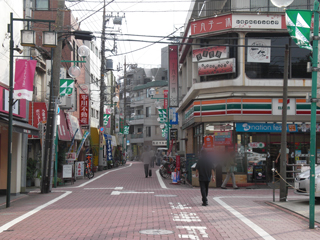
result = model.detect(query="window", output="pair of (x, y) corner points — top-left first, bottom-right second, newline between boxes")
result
(146, 107), (151, 117)
(245, 33), (311, 79)
(96, 110), (99, 118)
(91, 108), (95, 118)
(199, 33), (238, 82)
(35, 0), (49, 10)
(155, 126), (161, 135)
(137, 127), (143, 134)
(146, 127), (151, 137)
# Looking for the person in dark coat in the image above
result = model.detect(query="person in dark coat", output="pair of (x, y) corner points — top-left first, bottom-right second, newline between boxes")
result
(195, 148), (215, 206)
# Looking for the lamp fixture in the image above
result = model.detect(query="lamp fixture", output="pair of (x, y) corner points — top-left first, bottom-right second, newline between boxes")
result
(42, 31), (57, 48)
(20, 30), (36, 47)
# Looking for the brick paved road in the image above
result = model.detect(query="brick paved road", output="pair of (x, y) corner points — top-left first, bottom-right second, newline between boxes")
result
(0, 162), (319, 240)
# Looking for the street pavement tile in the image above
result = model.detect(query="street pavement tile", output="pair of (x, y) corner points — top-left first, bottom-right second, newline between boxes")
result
(0, 162), (320, 239)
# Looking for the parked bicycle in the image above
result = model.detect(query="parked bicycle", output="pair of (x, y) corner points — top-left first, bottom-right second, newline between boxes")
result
(159, 157), (176, 179)
(84, 161), (94, 179)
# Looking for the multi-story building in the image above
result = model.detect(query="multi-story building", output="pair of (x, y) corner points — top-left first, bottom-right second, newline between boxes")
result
(176, 0), (317, 185)
(119, 67), (168, 159)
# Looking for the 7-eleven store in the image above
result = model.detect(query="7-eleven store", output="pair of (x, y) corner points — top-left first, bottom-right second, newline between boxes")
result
(182, 97), (320, 186)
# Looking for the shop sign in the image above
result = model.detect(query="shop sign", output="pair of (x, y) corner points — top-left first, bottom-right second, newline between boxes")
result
(233, 15), (282, 30)
(66, 152), (76, 160)
(272, 98), (296, 115)
(164, 90), (168, 109)
(203, 135), (214, 148)
(169, 45), (178, 107)
(79, 94), (89, 125)
(152, 141), (167, 146)
(170, 108), (178, 125)
(248, 142), (265, 148)
(236, 122), (298, 133)
(170, 128), (178, 140)
(192, 46), (229, 62)
(198, 58), (236, 76)
(76, 161), (84, 177)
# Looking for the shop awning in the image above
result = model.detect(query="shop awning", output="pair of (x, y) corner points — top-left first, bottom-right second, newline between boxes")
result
(91, 127), (99, 146)
(66, 113), (83, 140)
(0, 116), (39, 136)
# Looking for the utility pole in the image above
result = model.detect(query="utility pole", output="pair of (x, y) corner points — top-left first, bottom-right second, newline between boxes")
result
(123, 56), (127, 151)
(279, 44), (289, 202)
(41, 0), (65, 193)
(98, 0), (106, 170)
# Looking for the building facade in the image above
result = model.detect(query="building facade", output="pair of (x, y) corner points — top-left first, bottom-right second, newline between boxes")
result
(177, 0), (318, 185)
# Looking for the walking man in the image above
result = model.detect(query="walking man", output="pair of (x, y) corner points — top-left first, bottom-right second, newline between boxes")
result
(141, 146), (151, 178)
(221, 147), (238, 189)
(195, 148), (215, 206)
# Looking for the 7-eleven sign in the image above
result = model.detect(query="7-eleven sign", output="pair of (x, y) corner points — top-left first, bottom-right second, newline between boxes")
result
(60, 79), (74, 96)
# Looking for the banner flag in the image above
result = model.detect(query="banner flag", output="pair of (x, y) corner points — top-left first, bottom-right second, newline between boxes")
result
(124, 126), (129, 135)
(14, 59), (37, 101)
(76, 131), (89, 158)
(103, 114), (111, 126)
(60, 79), (74, 96)
(286, 10), (312, 51)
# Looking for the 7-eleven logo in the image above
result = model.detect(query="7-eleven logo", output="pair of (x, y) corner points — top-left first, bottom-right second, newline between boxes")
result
(60, 79), (74, 96)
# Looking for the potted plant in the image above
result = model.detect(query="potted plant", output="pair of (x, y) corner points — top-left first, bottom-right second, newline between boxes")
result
(27, 158), (37, 187)
(34, 170), (41, 187)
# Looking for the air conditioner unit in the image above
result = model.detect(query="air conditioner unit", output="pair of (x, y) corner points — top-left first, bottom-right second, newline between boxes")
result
(59, 95), (72, 109)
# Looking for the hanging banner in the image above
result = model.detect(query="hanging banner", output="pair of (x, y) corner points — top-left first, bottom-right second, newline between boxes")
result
(115, 115), (119, 133)
(192, 46), (229, 62)
(106, 109), (111, 128)
(28, 102), (47, 139)
(286, 10), (312, 51)
(104, 114), (111, 126)
(76, 131), (90, 158)
(124, 126), (129, 135)
(79, 94), (89, 125)
(164, 90), (168, 109)
(169, 45), (178, 107)
(13, 59), (37, 101)
(247, 39), (271, 63)
(106, 137), (113, 162)
(60, 79), (74, 96)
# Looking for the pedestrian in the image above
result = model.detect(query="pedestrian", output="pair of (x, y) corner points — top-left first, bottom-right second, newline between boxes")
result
(195, 148), (215, 206)
(221, 147), (238, 189)
(149, 148), (155, 168)
(141, 146), (151, 178)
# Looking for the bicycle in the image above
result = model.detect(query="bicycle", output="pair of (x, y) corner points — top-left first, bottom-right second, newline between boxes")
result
(84, 161), (94, 179)
(159, 157), (176, 179)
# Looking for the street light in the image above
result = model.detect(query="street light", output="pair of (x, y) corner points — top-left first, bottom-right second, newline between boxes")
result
(7, 13), (55, 207)
(271, 0), (318, 229)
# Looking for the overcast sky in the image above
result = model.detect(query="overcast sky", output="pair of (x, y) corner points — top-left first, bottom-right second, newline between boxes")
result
(66, 0), (192, 76)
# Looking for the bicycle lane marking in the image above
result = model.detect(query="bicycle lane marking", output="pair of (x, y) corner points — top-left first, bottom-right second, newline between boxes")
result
(0, 191), (72, 234)
(156, 169), (168, 189)
(213, 197), (275, 240)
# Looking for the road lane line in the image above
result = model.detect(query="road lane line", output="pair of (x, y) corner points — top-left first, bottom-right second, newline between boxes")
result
(84, 187), (123, 190)
(213, 197), (275, 240)
(111, 191), (154, 195)
(156, 169), (167, 189)
(0, 191), (72, 234)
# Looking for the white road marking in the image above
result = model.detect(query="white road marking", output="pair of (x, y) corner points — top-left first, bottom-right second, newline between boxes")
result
(156, 169), (167, 189)
(169, 202), (191, 210)
(111, 191), (154, 195)
(213, 197), (275, 240)
(0, 191), (72, 234)
(61, 163), (132, 189)
(177, 226), (208, 239)
(84, 187), (123, 190)
(173, 212), (201, 222)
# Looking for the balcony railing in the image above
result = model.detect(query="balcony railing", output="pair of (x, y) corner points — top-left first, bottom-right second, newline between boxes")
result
(131, 133), (144, 139)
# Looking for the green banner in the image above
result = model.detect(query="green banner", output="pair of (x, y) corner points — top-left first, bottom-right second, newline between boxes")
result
(119, 117), (124, 134)
(103, 114), (111, 126)
(60, 79), (74, 96)
(286, 10), (313, 51)
(124, 126), (129, 135)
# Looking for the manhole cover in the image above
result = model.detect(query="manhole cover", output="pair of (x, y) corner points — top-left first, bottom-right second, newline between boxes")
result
(139, 229), (174, 235)
(154, 195), (177, 197)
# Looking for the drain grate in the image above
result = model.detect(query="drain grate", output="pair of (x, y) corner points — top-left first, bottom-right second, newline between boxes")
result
(139, 229), (174, 235)
(154, 194), (177, 197)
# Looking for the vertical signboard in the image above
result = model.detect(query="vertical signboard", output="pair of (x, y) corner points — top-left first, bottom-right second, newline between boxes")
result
(164, 90), (168, 109)
(79, 94), (89, 125)
(169, 45), (178, 107)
